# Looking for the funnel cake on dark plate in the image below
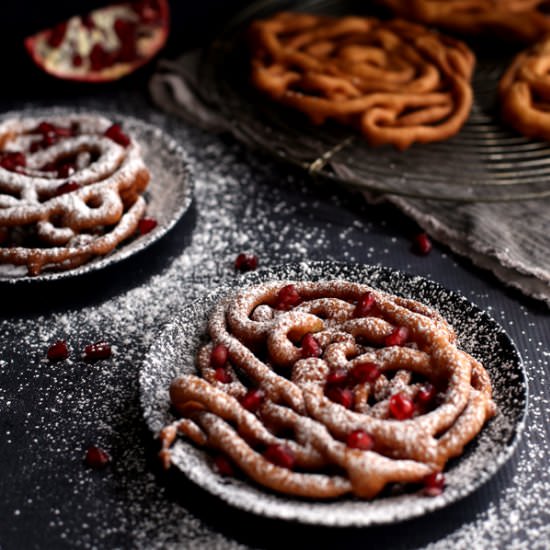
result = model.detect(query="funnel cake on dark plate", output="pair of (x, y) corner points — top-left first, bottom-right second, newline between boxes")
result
(0, 115), (150, 275)
(160, 279), (495, 500)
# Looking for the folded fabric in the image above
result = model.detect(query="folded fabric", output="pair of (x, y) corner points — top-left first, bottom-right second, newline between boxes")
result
(150, 51), (550, 307)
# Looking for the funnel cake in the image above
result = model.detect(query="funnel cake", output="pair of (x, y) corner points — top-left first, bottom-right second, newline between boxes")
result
(378, 0), (550, 43)
(160, 280), (495, 500)
(248, 12), (475, 150)
(499, 35), (550, 141)
(0, 114), (150, 275)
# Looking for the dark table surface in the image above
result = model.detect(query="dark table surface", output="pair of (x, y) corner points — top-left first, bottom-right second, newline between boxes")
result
(1, 3), (550, 549)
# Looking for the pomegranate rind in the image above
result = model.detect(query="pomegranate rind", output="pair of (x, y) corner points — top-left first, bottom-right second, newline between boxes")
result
(24, 0), (170, 83)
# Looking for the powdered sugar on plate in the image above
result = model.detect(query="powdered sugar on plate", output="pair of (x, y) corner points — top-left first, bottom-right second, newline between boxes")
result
(0, 108), (193, 281)
(140, 262), (527, 527)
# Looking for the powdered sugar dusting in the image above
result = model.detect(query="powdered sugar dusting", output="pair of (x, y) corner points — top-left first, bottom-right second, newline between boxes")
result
(0, 101), (547, 548)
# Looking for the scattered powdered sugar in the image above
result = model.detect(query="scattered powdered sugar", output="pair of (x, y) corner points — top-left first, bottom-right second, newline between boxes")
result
(0, 100), (548, 548)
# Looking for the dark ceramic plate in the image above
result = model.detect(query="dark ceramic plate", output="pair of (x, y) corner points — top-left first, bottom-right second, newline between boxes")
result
(0, 109), (194, 282)
(139, 261), (527, 526)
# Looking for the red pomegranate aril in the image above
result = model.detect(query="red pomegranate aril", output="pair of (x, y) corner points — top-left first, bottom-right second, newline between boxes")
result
(301, 333), (322, 358)
(326, 368), (348, 386)
(384, 326), (410, 347)
(213, 454), (234, 476)
(73, 54), (83, 67)
(47, 340), (69, 361)
(85, 445), (110, 469)
(423, 472), (445, 496)
(353, 292), (376, 318)
(57, 163), (75, 178)
(138, 217), (157, 235)
(346, 429), (374, 451)
(0, 152), (26, 171)
(413, 232), (432, 256)
(37, 121), (56, 135)
(210, 344), (228, 369)
(42, 133), (58, 148)
(350, 362), (381, 384)
(416, 383), (436, 406)
(84, 341), (112, 360)
(48, 22), (67, 48)
(104, 124), (131, 147)
(234, 253), (258, 272)
(240, 389), (265, 412)
(389, 392), (415, 420)
(214, 367), (232, 384)
(56, 181), (80, 196)
(274, 284), (302, 310)
(263, 444), (295, 470)
(325, 386), (354, 409)
(90, 44), (114, 71)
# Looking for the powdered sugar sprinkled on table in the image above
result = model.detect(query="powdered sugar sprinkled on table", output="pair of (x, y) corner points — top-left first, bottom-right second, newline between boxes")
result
(0, 100), (548, 549)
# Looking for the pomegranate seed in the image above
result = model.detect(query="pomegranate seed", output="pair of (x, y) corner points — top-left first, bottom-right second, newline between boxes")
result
(263, 444), (295, 469)
(325, 386), (354, 409)
(83, 341), (112, 360)
(0, 152), (26, 171)
(301, 333), (322, 358)
(389, 392), (415, 420)
(47, 340), (69, 361)
(36, 122), (56, 135)
(416, 383), (436, 407)
(274, 284), (302, 310)
(210, 344), (228, 369)
(104, 124), (131, 147)
(48, 22), (67, 48)
(413, 232), (432, 256)
(55, 181), (80, 196)
(240, 388), (265, 412)
(346, 429), (374, 451)
(213, 454), (234, 476)
(84, 445), (110, 469)
(90, 44), (114, 71)
(42, 133), (58, 148)
(326, 368), (348, 386)
(353, 292), (376, 318)
(384, 326), (410, 347)
(350, 362), (381, 384)
(214, 367), (232, 383)
(138, 217), (157, 235)
(423, 472), (445, 496)
(57, 163), (75, 178)
(82, 14), (96, 30)
(73, 54), (83, 67)
(234, 253), (258, 272)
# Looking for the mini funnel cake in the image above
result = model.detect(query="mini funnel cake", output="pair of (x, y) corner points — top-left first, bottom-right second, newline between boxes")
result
(0, 115), (151, 275)
(248, 12), (475, 150)
(160, 280), (495, 500)
(377, 0), (550, 43)
(500, 36), (550, 141)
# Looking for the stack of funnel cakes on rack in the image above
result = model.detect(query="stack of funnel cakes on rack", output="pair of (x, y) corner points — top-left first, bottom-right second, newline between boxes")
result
(160, 280), (495, 499)
(377, 0), (550, 43)
(248, 12), (475, 150)
(0, 115), (150, 275)
(500, 35), (550, 141)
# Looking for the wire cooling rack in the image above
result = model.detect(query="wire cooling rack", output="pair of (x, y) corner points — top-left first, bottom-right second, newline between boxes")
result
(197, 0), (550, 201)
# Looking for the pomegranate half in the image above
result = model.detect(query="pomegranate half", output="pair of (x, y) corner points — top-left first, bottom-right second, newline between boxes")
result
(24, 0), (170, 82)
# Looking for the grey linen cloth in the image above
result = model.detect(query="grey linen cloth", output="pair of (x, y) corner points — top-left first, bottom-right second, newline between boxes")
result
(150, 52), (550, 306)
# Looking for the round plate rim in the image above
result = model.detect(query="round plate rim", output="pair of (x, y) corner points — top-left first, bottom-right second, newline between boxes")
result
(139, 261), (528, 527)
